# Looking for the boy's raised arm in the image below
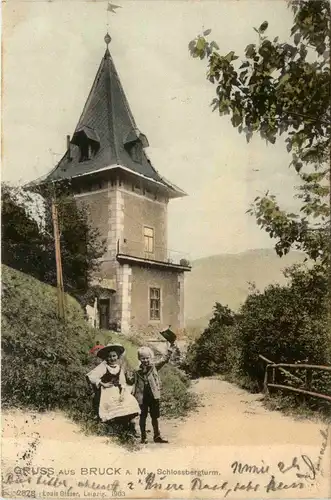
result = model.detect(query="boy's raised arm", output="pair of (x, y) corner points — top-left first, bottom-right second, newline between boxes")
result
(154, 348), (173, 371)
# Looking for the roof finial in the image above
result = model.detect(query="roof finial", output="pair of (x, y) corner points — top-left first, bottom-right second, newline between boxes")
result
(104, 32), (112, 47)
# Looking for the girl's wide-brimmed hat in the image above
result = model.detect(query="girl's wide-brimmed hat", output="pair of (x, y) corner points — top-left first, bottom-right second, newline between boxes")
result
(97, 343), (125, 360)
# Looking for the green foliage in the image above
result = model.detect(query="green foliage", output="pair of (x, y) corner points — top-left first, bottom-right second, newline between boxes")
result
(189, 1), (330, 265)
(1, 182), (106, 307)
(247, 191), (328, 261)
(1, 184), (47, 280)
(1, 265), (94, 413)
(188, 2), (330, 414)
(184, 264), (330, 412)
(158, 364), (197, 418)
(238, 264), (329, 389)
(42, 189), (106, 305)
(1, 266), (195, 434)
(184, 303), (241, 378)
(265, 389), (331, 419)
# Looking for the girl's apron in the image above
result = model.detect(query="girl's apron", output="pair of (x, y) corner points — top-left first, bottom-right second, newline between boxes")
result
(98, 365), (140, 422)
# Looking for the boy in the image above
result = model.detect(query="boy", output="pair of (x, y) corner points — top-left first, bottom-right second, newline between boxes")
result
(132, 346), (172, 444)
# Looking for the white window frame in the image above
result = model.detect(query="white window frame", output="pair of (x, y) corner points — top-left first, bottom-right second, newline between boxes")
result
(149, 286), (161, 322)
(144, 226), (154, 254)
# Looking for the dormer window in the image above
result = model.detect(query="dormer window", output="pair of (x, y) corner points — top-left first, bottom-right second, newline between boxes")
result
(127, 141), (142, 163)
(124, 129), (148, 164)
(79, 140), (91, 162)
(71, 126), (100, 163)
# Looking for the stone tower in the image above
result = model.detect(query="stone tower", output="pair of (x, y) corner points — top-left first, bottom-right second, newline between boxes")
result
(41, 35), (191, 334)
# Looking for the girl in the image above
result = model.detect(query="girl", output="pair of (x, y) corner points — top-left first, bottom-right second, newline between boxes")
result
(86, 343), (140, 435)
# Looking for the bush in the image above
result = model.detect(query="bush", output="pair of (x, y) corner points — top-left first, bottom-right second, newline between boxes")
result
(183, 264), (330, 415)
(183, 303), (241, 378)
(1, 183), (106, 309)
(159, 364), (197, 417)
(1, 265), (196, 435)
(2, 266), (94, 412)
(238, 265), (330, 391)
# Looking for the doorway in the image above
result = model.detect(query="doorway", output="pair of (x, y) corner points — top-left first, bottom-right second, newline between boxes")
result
(99, 298), (110, 330)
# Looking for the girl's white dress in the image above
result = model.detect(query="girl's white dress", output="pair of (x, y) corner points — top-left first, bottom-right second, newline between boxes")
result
(87, 362), (140, 422)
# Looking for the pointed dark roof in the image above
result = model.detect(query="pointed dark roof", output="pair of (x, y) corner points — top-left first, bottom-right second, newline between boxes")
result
(43, 47), (185, 198)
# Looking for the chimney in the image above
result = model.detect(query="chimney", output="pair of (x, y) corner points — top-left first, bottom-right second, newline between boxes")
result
(67, 135), (71, 161)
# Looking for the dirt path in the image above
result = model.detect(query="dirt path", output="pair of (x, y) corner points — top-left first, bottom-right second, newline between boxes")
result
(3, 377), (324, 448)
(2, 377), (330, 499)
(160, 377), (326, 447)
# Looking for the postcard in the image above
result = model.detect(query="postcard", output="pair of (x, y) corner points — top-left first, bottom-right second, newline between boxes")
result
(2, 0), (330, 498)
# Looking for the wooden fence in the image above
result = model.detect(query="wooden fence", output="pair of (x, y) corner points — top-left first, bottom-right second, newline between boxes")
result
(259, 354), (331, 403)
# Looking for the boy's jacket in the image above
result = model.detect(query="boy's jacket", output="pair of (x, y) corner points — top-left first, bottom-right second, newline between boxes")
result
(129, 353), (171, 405)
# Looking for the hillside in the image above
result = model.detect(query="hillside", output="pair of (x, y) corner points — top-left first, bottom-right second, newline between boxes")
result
(185, 248), (306, 328)
(1, 265), (194, 422)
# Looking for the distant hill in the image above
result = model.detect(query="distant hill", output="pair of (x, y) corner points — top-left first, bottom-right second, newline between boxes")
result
(185, 249), (306, 329)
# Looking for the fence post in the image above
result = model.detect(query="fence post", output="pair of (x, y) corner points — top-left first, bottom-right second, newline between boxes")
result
(272, 367), (276, 384)
(264, 365), (270, 395)
(305, 369), (313, 391)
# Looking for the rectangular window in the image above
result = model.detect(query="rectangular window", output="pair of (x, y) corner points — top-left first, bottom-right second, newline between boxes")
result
(144, 226), (154, 253)
(150, 287), (160, 320)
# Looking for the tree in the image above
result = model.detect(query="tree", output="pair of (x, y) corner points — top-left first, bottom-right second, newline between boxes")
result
(1, 182), (106, 308)
(1, 183), (47, 279)
(184, 302), (240, 377)
(189, 0), (330, 265)
(42, 191), (106, 306)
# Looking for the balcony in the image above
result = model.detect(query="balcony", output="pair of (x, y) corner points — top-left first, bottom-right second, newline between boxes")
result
(116, 239), (191, 271)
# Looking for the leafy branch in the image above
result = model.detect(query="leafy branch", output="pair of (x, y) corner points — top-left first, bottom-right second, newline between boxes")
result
(188, 0), (330, 266)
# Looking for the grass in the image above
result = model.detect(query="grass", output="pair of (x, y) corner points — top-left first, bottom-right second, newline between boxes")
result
(218, 371), (331, 421)
(263, 392), (331, 423)
(209, 371), (331, 421)
(1, 265), (197, 443)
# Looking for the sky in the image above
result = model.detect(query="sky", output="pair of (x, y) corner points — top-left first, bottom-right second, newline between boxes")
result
(3, 0), (301, 260)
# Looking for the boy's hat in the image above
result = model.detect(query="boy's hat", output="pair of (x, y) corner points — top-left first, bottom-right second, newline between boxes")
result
(160, 328), (176, 343)
(97, 343), (125, 360)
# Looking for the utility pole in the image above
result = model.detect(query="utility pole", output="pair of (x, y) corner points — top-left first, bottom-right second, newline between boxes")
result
(52, 199), (65, 320)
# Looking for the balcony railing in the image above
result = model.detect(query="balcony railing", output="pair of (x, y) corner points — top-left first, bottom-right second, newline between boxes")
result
(116, 239), (191, 268)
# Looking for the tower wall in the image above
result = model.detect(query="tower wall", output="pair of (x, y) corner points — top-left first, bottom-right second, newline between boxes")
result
(130, 265), (181, 336)
(75, 181), (124, 328)
(119, 182), (168, 262)
(74, 176), (182, 335)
